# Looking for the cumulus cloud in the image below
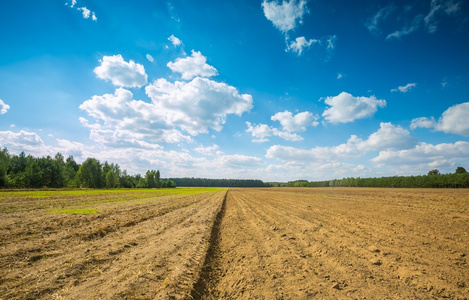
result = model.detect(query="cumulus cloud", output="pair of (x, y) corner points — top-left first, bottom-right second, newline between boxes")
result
(194, 144), (220, 156)
(0, 99), (10, 114)
(168, 34), (182, 46)
(145, 77), (252, 135)
(245, 122), (303, 143)
(322, 92), (386, 124)
(435, 102), (469, 136)
(167, 50), (218, 80)
(94, 55), (148, 88)
(65, 1), (97, 21)
(410, 117), (437, 129)
(79, 88), (192, 145)
(410, 102), (469, 136)
(372, 141), (469, 168)
(286, 36), (318, 55)
(0, 130), (90, 160)
(361, 122), (418, 151)
(266, 122), (416, 163)
(246, 122), (274, 143)
(266, 135), (363, 162)
(261, 0), (308, 33)
(391, 82), (417, 93)
(271, 110), (319, 132)
(0, 130), (44, 150)
(77, 7), (91, 19)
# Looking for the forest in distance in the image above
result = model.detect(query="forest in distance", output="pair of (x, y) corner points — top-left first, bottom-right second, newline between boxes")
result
(0, 147), (468, 189)
(0, 147), (174, 189)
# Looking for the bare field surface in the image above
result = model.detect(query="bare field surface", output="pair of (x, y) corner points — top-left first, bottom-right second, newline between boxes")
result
(0, 188), (226, 299)
(197, 188), (469, 299)
(2, 187), (469, 299)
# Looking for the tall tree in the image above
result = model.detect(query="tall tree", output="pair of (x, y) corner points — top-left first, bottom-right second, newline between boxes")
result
(78, 158), (103, 188)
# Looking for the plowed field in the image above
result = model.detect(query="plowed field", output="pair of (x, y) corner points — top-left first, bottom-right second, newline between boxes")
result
(195, 188), (469, 299)
(1, 187), (469, 299)
(0, 188), (226, 299)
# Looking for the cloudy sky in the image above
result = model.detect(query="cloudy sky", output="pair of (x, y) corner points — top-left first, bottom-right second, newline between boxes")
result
(1, 0), (469, 181)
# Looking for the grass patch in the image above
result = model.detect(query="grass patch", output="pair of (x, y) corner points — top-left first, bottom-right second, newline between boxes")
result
(51, 208), (100, 214)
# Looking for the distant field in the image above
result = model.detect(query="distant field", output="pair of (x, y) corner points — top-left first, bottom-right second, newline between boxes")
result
(1, 187), (468, 299)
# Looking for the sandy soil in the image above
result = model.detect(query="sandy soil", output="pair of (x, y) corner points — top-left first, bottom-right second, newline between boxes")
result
(196, 188), (469, 299)
(2, 187), (468, 299)
(0, 189), (226, 299)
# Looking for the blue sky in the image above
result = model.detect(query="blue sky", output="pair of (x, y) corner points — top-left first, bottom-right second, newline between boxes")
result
(1, 0), (468, 181)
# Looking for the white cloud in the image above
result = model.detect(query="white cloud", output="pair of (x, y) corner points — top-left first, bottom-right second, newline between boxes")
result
(168, 34), (182, 46)
(286, 36), (317, 55)
(266, 122), (416, 164)
(326, 35), (337, 50)
(94, 55), (148, 88)
(322, 92), (386, 124)
(391, 82), (416, 93)
(245, 120), (305, 143)
(77, 7), (91, 19)
(366, 5), (395, 34)
(271, 110), (318, 132)
(386, 15), (423, 40)
(266, 135), (363, 162)
(385, 1), (461, 40)
(361, 122), (418, 151)
(372, 141), (469, 169)
(218, 154), (263, 168)
(65, 1), (97, 21)
(0, 130), (44, 150)
(423, 0), (461, 33)
(246, 122), (274, 143)
(445, 1), (461, 14)
(424, 0), (442, 33)
(167, 50), (218, 80)
(145, 77), (252, 135)
(79, 88), (192, 145)
(68, 0), (77, 8)
(410, 102), (469, 137)
(410, 117), (437, 129)
(0, 99), (10, 114)
(261, 0), (308, 33)
(194, 144), (220, 156)
(436, 102), (469, 136)
(337, 73), (344, 79)
(146, 54), (154, 63)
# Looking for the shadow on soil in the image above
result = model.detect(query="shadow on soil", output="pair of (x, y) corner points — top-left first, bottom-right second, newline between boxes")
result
(190, 190), (228, 299)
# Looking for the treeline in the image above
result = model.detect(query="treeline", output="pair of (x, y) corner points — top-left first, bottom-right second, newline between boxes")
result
(167, 177), (266, 187)
(275, 167), (469, 188)
(0, 148), (175, 189)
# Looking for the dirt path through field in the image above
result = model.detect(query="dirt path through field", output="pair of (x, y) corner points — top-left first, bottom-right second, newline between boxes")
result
(197, 188), (469, 299)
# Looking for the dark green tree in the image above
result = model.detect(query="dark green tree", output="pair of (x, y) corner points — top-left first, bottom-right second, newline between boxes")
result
(0, 148), (10, 187)
(78, 158), (103, 188)
(455, 166), (467, 174)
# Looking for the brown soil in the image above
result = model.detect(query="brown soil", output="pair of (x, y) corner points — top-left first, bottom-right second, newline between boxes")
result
(0, 189), (226, 299)
(196, 188), (469, 299)
(2, 187), (469, 299)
